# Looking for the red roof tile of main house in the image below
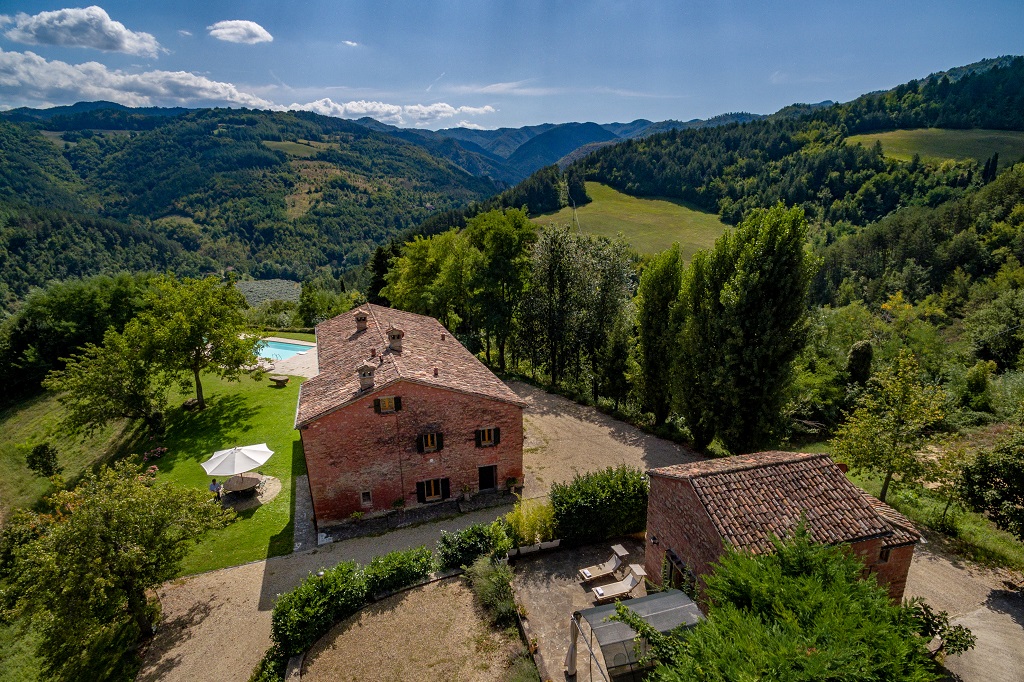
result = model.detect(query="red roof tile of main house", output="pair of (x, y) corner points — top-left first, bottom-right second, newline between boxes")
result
(649, 451), (920, 554)
(295, 304), (525, 427)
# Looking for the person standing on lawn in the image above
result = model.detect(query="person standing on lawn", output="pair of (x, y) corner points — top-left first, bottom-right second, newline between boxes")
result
(209, 478), (222, 501)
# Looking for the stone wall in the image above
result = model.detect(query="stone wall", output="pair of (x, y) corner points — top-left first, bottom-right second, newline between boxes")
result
(300, 379), (523, 526)
(644, 474), (724, 587)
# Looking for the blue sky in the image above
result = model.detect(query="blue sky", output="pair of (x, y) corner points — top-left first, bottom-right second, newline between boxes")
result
(0, 1), (1021, 129)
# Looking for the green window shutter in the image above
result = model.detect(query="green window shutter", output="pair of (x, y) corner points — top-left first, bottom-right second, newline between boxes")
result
(440, 478), (451, 500)
(494, 428), (501, 445)
(475, 430), (482, 447)
(416, 435), (424, 453)
(394, 396), (402, 411)
(436, 433), (444, 451)
(373, 399), (381, 413)
(416, 481), (426, 504)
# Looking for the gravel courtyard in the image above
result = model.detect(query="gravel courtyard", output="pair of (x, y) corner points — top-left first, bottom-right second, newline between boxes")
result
(137, 381), (1023, 682)
(137, 380), (698, 682)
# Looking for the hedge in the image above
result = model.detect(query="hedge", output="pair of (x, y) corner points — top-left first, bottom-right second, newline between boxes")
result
(550, 465), (648, 543)
(436, 521), (512, 570)
(270, 561), (368, 656)
(364, 546), (435, 596)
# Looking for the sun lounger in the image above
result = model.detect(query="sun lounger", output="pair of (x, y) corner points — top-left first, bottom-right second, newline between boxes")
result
(592, 573), (641, 603)
(578, 544), (630, 582)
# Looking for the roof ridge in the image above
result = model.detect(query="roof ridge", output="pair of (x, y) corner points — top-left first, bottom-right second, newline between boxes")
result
(674, 452), (827, 480)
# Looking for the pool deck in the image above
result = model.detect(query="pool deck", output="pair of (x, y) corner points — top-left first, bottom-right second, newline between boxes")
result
(261, 336), (318, 378)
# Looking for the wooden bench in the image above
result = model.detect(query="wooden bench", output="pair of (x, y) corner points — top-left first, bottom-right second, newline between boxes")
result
(269, 375), (289, 388)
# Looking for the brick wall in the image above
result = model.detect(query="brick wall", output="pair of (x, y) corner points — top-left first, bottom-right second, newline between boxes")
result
(868, 544), (915, 600)
(300, 379), (523, 526)
(644, 474), (725, 588)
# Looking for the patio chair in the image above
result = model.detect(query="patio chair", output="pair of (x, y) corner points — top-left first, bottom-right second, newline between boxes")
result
(591, 573), (641, 604)
(577, 544), (629, 582)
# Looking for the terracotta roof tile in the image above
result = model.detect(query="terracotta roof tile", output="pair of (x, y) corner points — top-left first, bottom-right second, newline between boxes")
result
(295, 304), (524, 426)
(650, 451), (917, 553)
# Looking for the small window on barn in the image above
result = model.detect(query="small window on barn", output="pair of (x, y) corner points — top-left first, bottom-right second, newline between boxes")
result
(878, 548), (891, 564)
(361, 491), (372, 507)
(416, 477), (450, 503)
(374, 396), (402, 413)
(475, 427), (500, 447)
(417, 432), (444, 453)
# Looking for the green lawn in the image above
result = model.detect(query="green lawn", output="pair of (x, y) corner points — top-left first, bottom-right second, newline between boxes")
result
(532, 181), (729, 258)
(156, 374), (305, 575)
(846, 128), (1024, 165)
(264, 330), (316, 343)
(0, 374), (306, 575)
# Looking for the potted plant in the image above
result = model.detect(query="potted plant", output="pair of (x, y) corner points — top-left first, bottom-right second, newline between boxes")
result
(461, 484), (473, 501)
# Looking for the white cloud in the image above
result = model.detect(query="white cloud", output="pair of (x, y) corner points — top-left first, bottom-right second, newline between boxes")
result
(4, 6), (162, 58)
(0, 48), (273, 108)
(288, 98), (496, 126)
(341, 40), (358, 47)
(456, 120), (485, 130)
(450, 79), (561, 97)
(178, 29), (192, 37)
(207, 20), (273, 45)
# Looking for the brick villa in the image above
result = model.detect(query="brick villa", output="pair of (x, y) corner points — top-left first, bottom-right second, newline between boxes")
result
(644, 451), (920, 601)
(295, 304), (525, 527)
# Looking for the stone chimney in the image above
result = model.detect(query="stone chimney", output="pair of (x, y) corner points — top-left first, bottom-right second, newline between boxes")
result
(357, 360), (376, 391)
(355, 310), (368, 332)
(387, 326), (404, 352)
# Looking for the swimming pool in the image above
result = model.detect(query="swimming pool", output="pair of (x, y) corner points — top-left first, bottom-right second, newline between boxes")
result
(260, 340), (314, 361)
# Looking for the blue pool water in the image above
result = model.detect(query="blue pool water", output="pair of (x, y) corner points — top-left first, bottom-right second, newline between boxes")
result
(260, 340), (313, 361)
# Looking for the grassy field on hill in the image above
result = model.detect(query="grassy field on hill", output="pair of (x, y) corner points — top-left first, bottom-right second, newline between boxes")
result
(532, 181), (728, 258)
(846, 128), (1024, 165)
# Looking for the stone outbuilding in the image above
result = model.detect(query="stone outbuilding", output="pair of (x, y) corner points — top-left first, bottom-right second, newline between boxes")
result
(644, 451), (920, 601)
(295, 304), (525, 527)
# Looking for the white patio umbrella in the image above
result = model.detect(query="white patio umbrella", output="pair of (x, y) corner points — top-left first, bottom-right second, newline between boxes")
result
(201, 443), (274, 477)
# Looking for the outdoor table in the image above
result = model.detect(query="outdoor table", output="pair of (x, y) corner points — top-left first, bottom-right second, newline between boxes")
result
(269, 375), (290, 388)
(223, 472), (262, 495)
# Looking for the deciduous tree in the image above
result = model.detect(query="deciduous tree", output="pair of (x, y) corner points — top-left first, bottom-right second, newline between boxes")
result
(42, 321), (167, 434)
(0, 461), (232, 681)
(636, 244), (682, 425)
(959, 428), (1024, 542)
(830, 349), (945, 502)
(675, 205), (813, 452)
(142, 275), (261, 409)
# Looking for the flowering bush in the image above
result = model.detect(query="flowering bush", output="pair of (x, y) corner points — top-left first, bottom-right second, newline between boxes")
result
(143, 447), (168, 462)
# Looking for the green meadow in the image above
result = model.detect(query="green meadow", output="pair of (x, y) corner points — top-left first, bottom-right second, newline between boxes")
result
(532, 181), (729, 259)
(846, 128), (1024, 165)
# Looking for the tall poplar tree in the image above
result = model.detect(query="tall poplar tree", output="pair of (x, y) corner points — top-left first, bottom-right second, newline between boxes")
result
(675, 205), (813, 452)
(636, 244), (683, 425)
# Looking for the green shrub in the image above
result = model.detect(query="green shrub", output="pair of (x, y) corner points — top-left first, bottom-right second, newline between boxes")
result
(504, 497), (556, 546)
(436, 521), (513, 570)
(270, 561), (367, 656)
(505, 652), (541, 682)
(550, 465), (648, 543)
(249, 644), (287, 682)
(364, 546), (434, 596)
(464, 556), (518, 628)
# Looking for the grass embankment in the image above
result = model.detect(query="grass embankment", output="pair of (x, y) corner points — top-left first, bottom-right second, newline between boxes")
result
(848, 470), (1024, 571)
(263, 140), (322, 157)
(532, 181), (728, 258)
(847, 128), (1024, 165)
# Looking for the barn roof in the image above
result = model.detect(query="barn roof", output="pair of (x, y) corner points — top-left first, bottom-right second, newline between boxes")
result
(650, 451), (919, 553)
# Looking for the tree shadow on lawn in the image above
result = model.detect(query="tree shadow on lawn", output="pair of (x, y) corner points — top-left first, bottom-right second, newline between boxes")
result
(157, 395), (255, 474)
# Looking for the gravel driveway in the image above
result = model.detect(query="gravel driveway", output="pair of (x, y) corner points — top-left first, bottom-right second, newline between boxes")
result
(139, 380), (696, 682)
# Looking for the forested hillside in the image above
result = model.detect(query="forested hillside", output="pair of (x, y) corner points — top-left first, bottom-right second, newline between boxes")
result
(0, 108), (502, 307)
(582, 57), (1024, 227)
